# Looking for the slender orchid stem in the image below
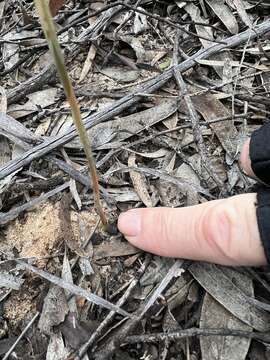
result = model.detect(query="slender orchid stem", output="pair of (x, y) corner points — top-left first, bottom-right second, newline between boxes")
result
(34, 0), (107, 226)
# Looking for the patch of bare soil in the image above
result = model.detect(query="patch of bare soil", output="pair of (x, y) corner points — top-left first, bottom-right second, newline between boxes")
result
(5, 200), (71, 262)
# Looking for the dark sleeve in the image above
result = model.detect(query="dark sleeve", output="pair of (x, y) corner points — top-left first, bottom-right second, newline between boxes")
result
(246, 123), (270, 265)
(256, 187), (270, 265)
(250, 121), (270, 186)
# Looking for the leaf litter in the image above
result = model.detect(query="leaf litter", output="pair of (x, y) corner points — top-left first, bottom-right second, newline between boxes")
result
(0, 1), (270, 359)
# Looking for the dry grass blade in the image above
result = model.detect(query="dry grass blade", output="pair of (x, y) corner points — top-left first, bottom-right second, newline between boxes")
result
(34, 0), (107, 226)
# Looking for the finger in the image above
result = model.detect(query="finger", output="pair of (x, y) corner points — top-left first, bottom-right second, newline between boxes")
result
(118, 193), (267, 266)
(239, 138), (256, 178)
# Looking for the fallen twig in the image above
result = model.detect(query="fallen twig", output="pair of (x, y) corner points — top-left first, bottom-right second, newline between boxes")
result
(122, 327), (270, 345)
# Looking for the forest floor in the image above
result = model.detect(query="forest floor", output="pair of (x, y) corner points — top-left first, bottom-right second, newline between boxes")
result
(1, 0), (270, 359)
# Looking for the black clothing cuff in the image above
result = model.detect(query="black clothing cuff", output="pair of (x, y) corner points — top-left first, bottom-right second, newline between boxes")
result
(256, 187), (270, 265)
(250, 121), (270, 186)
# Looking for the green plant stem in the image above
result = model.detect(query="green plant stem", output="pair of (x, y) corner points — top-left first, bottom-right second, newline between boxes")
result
(34, 0), (107, 226)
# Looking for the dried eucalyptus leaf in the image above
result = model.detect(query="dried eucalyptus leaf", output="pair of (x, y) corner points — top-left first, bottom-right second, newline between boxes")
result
(38, 285), (69, 335)
(94, 238), (140, 259)
(200, 269), (253, 360)
(182, 2), (214, 48)
(8, 88), (58, 119)
(205, 0), (238, 34)
(127, 149), (168, 159)
(62, 252), (78, 314)
(0, 136), (11, 166)
(78, 257), (94, 276)
(46, 332), (69, 360)
(133, 9), (148, 35)
(190, 262), (270, 331)
(54, 99), (178, 149)
(100, 66), (140, 83)
(108, 188), (140, 202)
(0, 112), (40, 149)
(232, 0), (252, 27)
(156, 180), (184, 207)
(79, 44), (97, 83)
(128, 153), (153, 207)
(193, 93), (239, 158)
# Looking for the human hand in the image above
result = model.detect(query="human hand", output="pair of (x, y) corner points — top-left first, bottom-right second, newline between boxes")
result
(118, 123), (270, 267)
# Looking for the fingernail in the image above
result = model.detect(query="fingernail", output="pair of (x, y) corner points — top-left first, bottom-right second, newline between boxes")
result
(118, 210), (141, 237)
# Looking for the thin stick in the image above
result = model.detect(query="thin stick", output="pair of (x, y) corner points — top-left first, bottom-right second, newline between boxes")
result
(34, 0), (107, 226)
(123, 327), (270, 345)
(2, 312), (40, 360)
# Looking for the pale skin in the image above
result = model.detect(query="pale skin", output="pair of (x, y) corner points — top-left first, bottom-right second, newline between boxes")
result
(118, 138), (268, 266)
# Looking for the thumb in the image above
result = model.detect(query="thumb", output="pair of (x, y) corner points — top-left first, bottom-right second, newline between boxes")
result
(118, 193), (267, 266)
(239, 138), (256, 178)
